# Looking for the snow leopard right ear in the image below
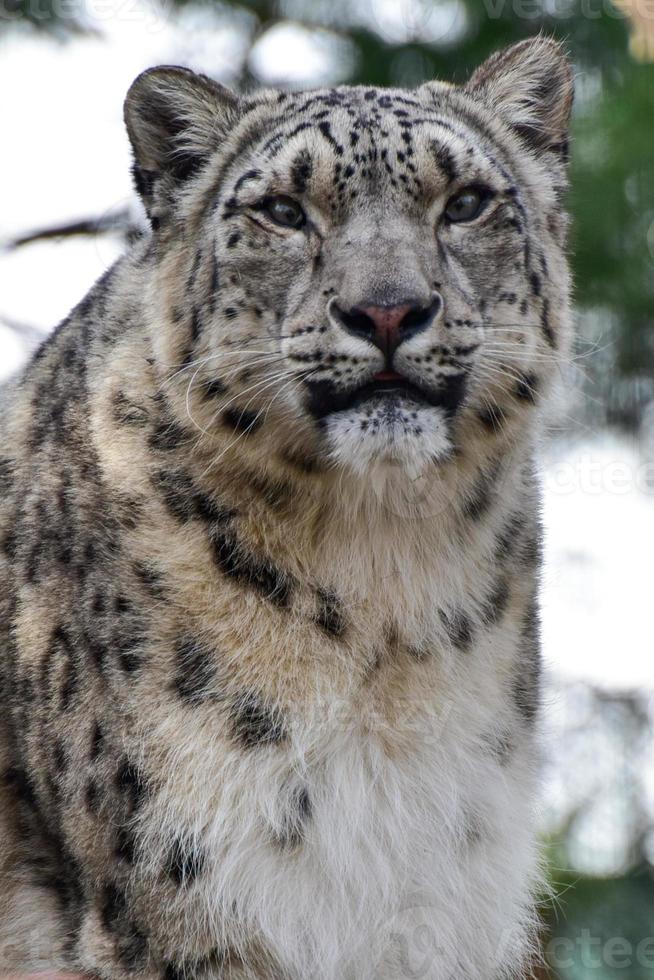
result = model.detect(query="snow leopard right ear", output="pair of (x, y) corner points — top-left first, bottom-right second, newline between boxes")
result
(463, 37), (573, 159)
(124, 66), (240, 226)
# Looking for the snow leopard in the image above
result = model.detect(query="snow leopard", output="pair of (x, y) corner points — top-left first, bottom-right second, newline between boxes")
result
(0, 36), (573, 980)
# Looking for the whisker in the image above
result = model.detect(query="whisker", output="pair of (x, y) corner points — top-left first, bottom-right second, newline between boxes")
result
(475, 362), (598, 436)
(162, 347), (281, 387)
(261, 368), (319, 427)
(194, 355), (287, 387)
(199, 370), (312, 480)
(481, 329), (612, 367)
(203, 367), (300, 430)
(178, 346), (295, 438)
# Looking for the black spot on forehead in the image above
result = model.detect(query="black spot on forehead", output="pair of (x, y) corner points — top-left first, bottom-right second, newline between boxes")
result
(495, 513), (527, 563)
(262, 120), (313, 158)
(59, 656), (78, 711)
(291, 149), (313, 194)
(233, 168), (262, 193)
(540, 298), (557, 348)
(430, 140), (458, 182)
(317, 120), (344, 157)
(256, 90), (481, 177)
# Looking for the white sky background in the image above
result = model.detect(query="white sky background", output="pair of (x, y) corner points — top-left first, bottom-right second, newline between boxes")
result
(1, 0), (653, 698)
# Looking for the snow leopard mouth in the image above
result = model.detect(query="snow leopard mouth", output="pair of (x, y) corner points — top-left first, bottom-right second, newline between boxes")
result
(349, 377), (430, 408)
(305, 372), (467, 420)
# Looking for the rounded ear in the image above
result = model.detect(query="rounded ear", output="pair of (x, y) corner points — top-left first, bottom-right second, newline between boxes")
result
(464, 36), (574, 158)
(124, 66), (240, 224)
(124, 65), (240, 179)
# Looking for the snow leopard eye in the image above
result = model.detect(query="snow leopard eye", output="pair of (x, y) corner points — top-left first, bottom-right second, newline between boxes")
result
(444, 187), (489, 223)
(264, 195), (306, 229)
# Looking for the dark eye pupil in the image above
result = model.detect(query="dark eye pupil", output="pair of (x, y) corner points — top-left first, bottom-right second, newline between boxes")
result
(446, 189), (482, 222)
(266, 196), (304, 228)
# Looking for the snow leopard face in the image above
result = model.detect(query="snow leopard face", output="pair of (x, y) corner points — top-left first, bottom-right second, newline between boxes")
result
(126, 38), (573, 476)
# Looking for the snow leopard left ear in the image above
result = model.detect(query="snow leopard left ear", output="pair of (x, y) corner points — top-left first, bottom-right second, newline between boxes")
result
(464, 37), (574, 159)
(124, 66), (240, 225)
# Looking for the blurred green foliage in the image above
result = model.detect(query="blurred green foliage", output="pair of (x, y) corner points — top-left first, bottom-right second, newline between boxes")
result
(571, 55), (654, 381)
(542, 866), (654, 978)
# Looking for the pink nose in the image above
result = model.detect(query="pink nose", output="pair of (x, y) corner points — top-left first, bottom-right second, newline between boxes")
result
(357, 305), (414, 356)
(332, 296), (441, 357)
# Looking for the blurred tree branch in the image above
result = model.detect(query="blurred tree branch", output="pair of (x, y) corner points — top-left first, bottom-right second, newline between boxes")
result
(3, 208), (138, 251)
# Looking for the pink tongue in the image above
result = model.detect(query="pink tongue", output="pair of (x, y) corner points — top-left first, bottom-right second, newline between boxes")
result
(373, 370), (404, 381)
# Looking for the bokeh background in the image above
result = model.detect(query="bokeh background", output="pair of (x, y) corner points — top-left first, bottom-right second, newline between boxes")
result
(1, 0), (653, 976)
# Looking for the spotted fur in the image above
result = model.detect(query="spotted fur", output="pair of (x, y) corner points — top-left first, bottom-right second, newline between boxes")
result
(0, 37), (573, 979)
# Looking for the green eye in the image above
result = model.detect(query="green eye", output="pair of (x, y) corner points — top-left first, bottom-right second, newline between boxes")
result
(264, 195), (306, 229)
(444, 187), (487, 223)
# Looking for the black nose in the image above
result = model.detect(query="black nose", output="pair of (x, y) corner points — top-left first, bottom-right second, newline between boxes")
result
(330, 295), (442, 357)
